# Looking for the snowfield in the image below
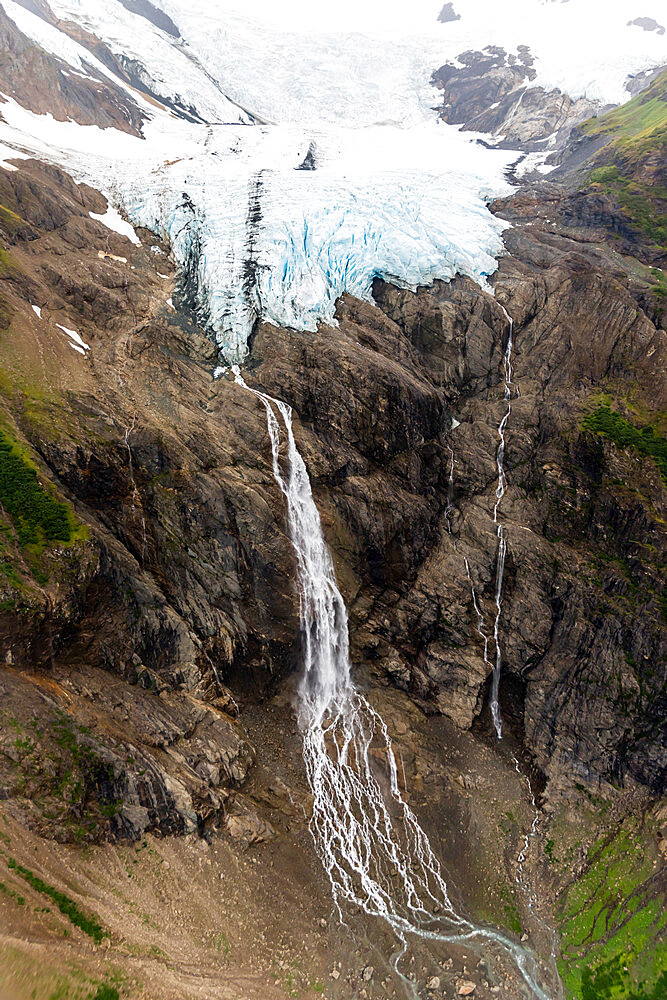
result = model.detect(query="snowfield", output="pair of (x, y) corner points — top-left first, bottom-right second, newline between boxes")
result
(1, 0), (665, 359)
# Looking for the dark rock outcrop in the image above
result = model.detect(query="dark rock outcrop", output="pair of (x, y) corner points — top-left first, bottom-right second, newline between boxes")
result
(431, 46), (599, 151)
(117, 0), (180, 38)
(437, 3), (460, 23)
(0, 152), (664, 846)
(0, 3), (145, 134)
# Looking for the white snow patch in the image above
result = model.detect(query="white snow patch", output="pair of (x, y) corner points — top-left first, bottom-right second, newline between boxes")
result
(1, 0), (665, 363)
(155, 0), (667, 110)
(90, 206), (141, 245)
(31, 305), (42, 319)
(68, 342), (86, 355)
(3, 0), (169, 116)
(97, 250), (128, 263)
(513, 152), (556, 178)
(56, 323), (90, 351)
(213, 366), (226, 379)
(0, 139), (29, 171)
(42, 0), (252, 124)
(166, 298), (174, 310)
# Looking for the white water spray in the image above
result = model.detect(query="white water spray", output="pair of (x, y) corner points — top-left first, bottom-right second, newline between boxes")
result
(234, 368), (552, 999)
(489, 304), (515, 739)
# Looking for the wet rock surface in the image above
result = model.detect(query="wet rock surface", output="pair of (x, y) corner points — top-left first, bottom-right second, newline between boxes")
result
(250, 250), (665, 793)
(0, 145), (664, 825)
(0, 92), (665, 1000)
(431, 47), (599, 151)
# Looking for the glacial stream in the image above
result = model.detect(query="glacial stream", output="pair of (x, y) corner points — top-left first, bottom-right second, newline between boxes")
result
(233, 367), (553, 999)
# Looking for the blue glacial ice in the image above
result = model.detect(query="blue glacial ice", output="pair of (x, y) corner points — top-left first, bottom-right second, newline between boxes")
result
(112, 121), (516, 360)
(2, 0), (666, 360)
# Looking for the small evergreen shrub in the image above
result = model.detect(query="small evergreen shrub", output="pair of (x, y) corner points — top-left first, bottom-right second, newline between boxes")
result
(7, 858), (107, 942)
(0, 429), (72, 547)
(582, 404), (667, 483)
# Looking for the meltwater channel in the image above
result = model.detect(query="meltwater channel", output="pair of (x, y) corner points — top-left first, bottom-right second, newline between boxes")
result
(233, 367), (553, 999)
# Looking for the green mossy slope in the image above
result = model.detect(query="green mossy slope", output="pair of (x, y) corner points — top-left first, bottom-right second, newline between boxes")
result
(581, 402), (667, 483)
(557, 815), (666, 1000)
(580, 70), (667, 250)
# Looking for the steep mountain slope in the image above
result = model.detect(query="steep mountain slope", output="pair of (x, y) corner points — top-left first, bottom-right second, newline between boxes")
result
(0, 3), (665, 1000)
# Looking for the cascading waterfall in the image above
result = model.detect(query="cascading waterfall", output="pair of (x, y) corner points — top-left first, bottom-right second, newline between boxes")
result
(489, 304), (515, 739)
(444, 447), (455, 538)
(233, 367), (552, 1000)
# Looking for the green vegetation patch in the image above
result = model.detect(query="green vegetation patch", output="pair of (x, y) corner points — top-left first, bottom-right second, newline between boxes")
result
(557, 817), (666, 1000)
(91, 987), (120, 1000)
(580, 959), (666, 1000)
(579, 70), (667, 148)
(0, 244), (14, 277)
(0, 879), (25, 905)
(0, 709), (122, 842)
(0, 427), (73, 548)
(582, 402), (667, 483)
(6, 858), (107, 943)
(650, 267), (667, 303)
(0, 203), (24, 237)
(589, 170), (667, 249)
(0, 941), (124, 1000)
(580, 70), (667, 248)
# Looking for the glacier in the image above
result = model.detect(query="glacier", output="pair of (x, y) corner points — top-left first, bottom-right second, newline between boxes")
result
(0, 99), (517, 363)
(1, 0), (666, 359)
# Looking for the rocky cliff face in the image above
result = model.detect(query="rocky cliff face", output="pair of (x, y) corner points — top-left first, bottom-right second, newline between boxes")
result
(247, 238), (665, 795)
(0, 5), (144, 133)
(4, 156), (662, 817)
(431, 46), (600, 151)
(0, 159), (297, 844)
(0, 22), (665, 1000)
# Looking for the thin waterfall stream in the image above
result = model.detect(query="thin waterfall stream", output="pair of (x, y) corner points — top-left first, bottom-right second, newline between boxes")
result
(233, 366), (553, 999)
(457, 304), (514, 739)
(490, 303), (515, 739)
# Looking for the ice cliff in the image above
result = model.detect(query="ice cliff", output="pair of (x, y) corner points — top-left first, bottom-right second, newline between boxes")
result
(1, 0), (665, 359)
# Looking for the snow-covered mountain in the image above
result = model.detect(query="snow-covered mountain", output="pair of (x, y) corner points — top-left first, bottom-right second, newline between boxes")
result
(1, 0), (665, 358)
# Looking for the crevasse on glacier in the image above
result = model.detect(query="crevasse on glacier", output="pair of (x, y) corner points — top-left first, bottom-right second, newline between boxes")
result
(3, 0), (665, 361)
(114, 124), (513, 362)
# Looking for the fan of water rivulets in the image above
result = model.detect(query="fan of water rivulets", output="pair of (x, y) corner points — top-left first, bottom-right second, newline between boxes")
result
(233, 366), (553, 999)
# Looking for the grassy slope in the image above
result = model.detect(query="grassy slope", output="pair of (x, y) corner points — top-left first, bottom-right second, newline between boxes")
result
(555, 809), (666, 1000)
(0, 425), (85, 600)
(580, 69), (667, 251)
(581, 401), (667, 484)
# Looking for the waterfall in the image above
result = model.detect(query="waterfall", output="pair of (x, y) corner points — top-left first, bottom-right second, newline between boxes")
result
(234, 367), (552, 1000)
(123, 413), (147, 564)
(489, 304), (514, 739)
(444, 446), (455, 538)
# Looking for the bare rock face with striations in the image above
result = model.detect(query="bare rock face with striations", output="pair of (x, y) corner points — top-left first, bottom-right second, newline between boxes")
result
(0, 145), (664, 851)
(0, 5), (145, 134)
(431, 46), (600, 150)
(0, 12), (665, 998)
